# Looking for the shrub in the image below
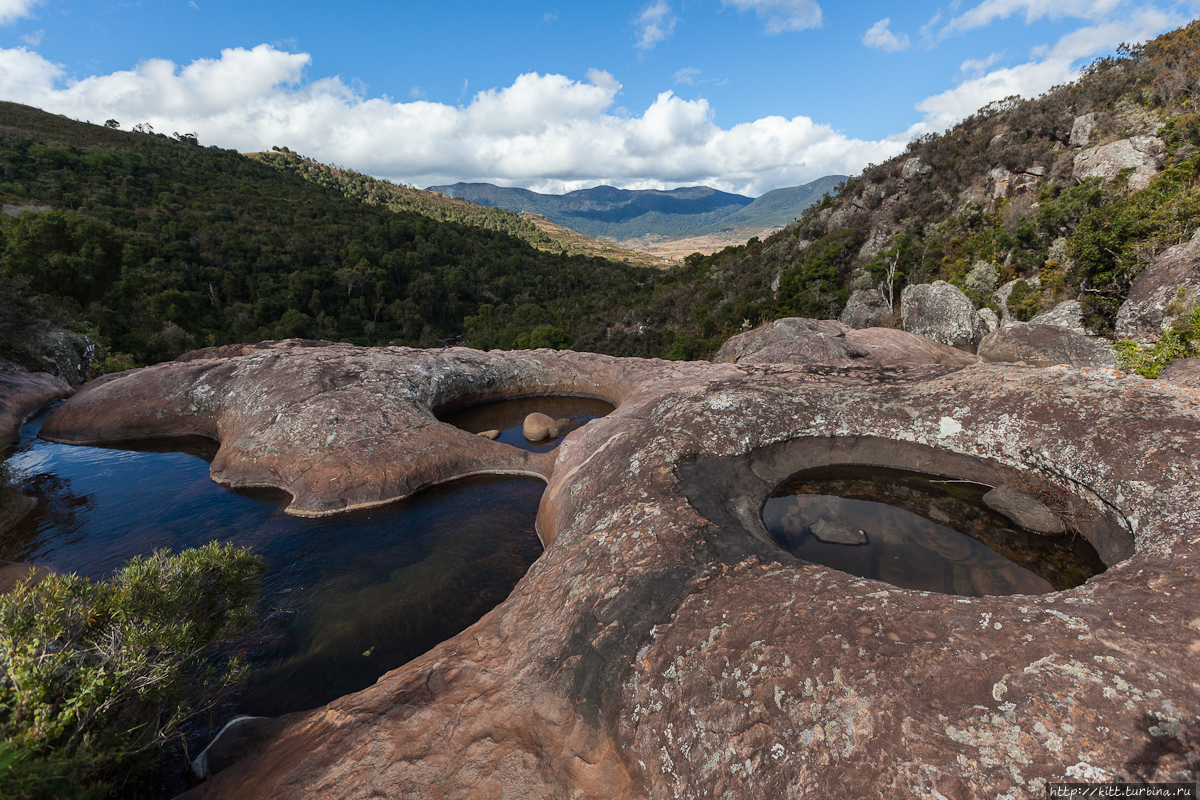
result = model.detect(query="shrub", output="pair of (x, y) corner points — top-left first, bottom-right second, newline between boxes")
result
(1113, 290), (1200, 377)
(0, 542), (265, 799)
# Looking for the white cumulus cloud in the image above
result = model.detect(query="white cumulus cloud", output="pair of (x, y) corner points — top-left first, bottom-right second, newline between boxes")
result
(940, 0), (1126, 38)
(862, 18), (911, 52)
(914, 7), (1181, 131)
(0, 44), (905, 195)
(0, 0), (40, 25)
(723, 0), (823, 34)
(635, 1), (678, 50)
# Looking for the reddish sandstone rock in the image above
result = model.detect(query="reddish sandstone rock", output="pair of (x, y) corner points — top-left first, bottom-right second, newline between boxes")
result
(714, 319), (975, 367)
(0, 370), (72, 450)
(42, 347), (1200, 799)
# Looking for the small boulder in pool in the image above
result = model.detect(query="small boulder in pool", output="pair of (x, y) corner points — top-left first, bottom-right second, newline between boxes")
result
(809, 518), (868, 546)
(523, 413), (559, 441)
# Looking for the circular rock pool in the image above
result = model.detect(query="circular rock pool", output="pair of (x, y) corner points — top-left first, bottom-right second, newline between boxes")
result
(762, 467), (1106, 596)
(438, 395), (614, 452)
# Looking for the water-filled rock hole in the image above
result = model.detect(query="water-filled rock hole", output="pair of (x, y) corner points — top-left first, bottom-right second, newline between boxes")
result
(438, 395), (614, 452)
(1, 405), (545, 716)
(762, 466), (1106, 596)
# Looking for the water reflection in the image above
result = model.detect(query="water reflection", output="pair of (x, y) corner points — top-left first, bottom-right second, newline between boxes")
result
(439, 395), (613, 452)
(2, 407), (544, 715)
(762, 468), (1105, 596)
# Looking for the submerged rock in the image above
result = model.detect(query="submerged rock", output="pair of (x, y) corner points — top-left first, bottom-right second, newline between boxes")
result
(982, 486), (1066, 535)
(809, 518), (867, 546)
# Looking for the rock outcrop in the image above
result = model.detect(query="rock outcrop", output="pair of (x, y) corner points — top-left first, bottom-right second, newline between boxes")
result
(1029, 299), (1087, 334)
(977, 323), (1117, 368)
(38, 344), (1200, 799)
(0, 370), (73, 450)
(1161, 357), (1200, 387)
(1115, 229), (1200, 342)
(901, 281), (989, 350)
(1073, 135), (1166, 192)
(714, 318), (853, 364)
(838, 288), (891, 329)
(714, 319), (976, 367)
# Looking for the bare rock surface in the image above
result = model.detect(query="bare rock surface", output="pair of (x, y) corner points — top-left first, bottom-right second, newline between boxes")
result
(714, 318), (853, 364)
(978, 323), (1117, 368)
(838, 288), (891, 329)
(982, 486), (1066, 534)
(1073, 135), (1166, 191)
(901, 280), (988, 351)
(522, 412), (559, 441)
(0, 558), (48, 594)
(1161, 357), (1200, 387)
(715, 319), (976, 368)
(1115, 229), (1200, 342)
(42, 345), (1200, 799)
(0, 370), (72, 450)
(1029, 299), (1087, 334)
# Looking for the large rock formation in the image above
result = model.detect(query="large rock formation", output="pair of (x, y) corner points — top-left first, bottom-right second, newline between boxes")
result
(1115, 229), (1200, 342)
(1073, 135), (1166, 192)
(978, 323), (1117, 368)
(901, 281), (989, 350)
(37, 342), (1200, 799)
(1029, 299), (1087, 334)
(838, 288), (891, 329)
(713, 318), (976, 368)
(0, 370), (72, 450)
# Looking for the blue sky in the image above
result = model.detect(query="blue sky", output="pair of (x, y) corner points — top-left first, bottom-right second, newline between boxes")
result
(0, 0), (1195, 195)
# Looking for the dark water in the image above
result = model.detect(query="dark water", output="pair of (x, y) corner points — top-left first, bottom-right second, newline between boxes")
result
(1, 406), (545, 716)
(762, 467), (1106, 596)
(439, 395), (614, 452)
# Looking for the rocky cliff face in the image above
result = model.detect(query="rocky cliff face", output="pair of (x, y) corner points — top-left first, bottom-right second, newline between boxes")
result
(38, 341), (1200, 798)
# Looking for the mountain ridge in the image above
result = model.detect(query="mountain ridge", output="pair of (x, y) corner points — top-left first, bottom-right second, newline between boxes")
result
(427, 177), (845, 241)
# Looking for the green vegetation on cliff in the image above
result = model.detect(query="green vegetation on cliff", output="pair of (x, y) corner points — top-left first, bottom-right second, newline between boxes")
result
(572, 21), (1200, 360)
(0, 102), (655, 368)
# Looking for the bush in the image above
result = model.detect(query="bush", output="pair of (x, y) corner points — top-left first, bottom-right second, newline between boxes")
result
(1113, 290), (1200, 377)
(0, 543), (265, 799)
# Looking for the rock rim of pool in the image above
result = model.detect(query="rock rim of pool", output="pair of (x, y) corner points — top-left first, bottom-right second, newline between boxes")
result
(38, 342), (1200, 798)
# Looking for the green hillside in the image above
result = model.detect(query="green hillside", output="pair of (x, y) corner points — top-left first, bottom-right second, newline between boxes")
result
(247, 150), (667, 268)
(690, 175), (847, 235)
(0, 102), (656, 370)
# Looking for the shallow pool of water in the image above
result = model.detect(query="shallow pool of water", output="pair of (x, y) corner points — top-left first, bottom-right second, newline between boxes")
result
(439, 395), (614, 452)
(762, 467), (1105, 596)
(2, 406), (545, 716)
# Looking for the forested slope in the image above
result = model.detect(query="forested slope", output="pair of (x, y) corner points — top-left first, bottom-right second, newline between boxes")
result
(579, 21), (1200, 360)
(0, 102), (656, 370)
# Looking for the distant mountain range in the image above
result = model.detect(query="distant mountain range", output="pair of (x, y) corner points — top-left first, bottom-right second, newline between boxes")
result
(426, 176), (846, 241)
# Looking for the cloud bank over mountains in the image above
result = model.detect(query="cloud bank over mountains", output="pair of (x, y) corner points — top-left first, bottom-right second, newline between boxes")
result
(0, 44), (906, 195)
(0, 0), (1185, 195)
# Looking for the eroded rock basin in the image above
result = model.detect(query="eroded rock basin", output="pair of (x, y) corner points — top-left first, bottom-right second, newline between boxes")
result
(30, 344), (1200, 798)
(2, 407), (544, 715)
(439, 395), (614, 452)
(763, 467), (1106, 596)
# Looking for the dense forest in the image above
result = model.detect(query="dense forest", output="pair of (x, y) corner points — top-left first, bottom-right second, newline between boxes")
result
(247, 149), (665, 268)
(0, 103), (659, 373)
(4, 22), (1200, 374)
